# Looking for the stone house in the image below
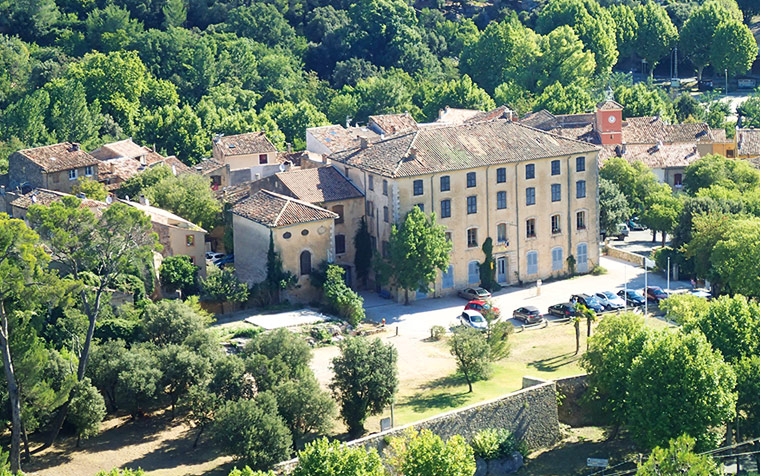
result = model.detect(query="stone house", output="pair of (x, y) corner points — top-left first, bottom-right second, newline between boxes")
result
(306, 124), (380, 156)
(92, 138), (191, 191)
(328, 119), (601, 300)
(212, 132), (280, 184)
(7, 142), (100, 194)
(232, 190), (338, 302)
(249, 166), (365, 286)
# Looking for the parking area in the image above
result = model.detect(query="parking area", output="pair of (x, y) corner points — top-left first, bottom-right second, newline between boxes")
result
(612, 229), (666, 257)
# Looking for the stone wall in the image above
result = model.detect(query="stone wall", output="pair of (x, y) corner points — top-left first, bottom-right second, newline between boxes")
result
(604, 244), (645, 266)
(276, 380), (561, 473)
(554, 374), (602, 427)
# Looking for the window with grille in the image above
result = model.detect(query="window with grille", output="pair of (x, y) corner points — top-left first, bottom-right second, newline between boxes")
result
(383, 206), (389, 223)
(576, 156), (586, 172)
(526, 164), (535, 179)
(551, 160), (560, 175)
(467, 196), (477, 214)
(440, 175), (450, 191)
(576, 211), (586, 230)
(335, 234), (346, 254)
(441, 199), (451, 218)
(496, 191), (507, 209)
(413, 179), (423, 196)
(551, 184), (561, 202)
(496, 167), (506, 183)
(466, 172), (476, 188)
(576, 180), (586, 198)
(497, 224), (507, 243)
(526, 187), (535, 206)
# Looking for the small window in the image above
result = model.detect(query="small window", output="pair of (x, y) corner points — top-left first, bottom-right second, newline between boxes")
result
(369, 175), (374, 191)
(674, 173), (682, 187)
(552, 247), (563, 271)
(69, 169), (78, 180)
(551, 160), (560, 176)
(527, 251), (538, 275)
(413, 179), (424, 196)
(186, 234), (195, 247)
(551, 214), (561, 234)
(497, 223), (507, 243)
(467, 196), (477, 214)
(466, 172), (476, 188)
(85, 165), (93, 177)
(526, 164), (535, 179)
(332, 205), (344, 224)
(551, 184), (561, 202)
(383, 179), (388, 196)
(301, 229), (309, 236)
(300, 250), (312, 275)
(576, 180), (586, 199)
(335, 234), (346, 254)
(496, 167), (506, 183)
(283, 232), (292, 239)
(727, 149), (735, 158)
(576, 211), (586, 230)
(526, 218), (536, 238)
(576, 157), (586, 172)
(440, 175), (450, 192)
(383, 206), (389, 223)
(496, 191), (507, 210)
(445, 231), (452, 242)
(526, 187), (535, 206)
(259, 154), (267, 165)
(467, 228), (478, 248)
(441, 199), (451, 218)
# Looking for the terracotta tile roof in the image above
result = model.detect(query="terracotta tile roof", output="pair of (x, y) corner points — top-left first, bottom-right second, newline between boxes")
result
(545, 125), (598, 143)
(307, 125), (381, 154)
(213, 132), (277, 157)
(737, 129), (760, 157)
(232, 190), (337, 227)
(276, 151), (308, 166)
(555, 113), (595, 128)
(596, 100), (623, 111)
(665, 123), (714, 143)
(194, 157), (226, 175)
(11, 189), (105, 212)
(464, 106), (514, 123)
(330, 120), (599, 178)
(16, 143), (99, 172)
(90, 138), (149, 161)
(272, 166), (364, 203)
(98, 155), (191, 188)
(215, 183), (251, 205)
(436, 107), (483, 124)
(519, 110), (559, 130)
(368, 113), (418, 135)
(598, 143), (701, 169)
(711, 128), (730, 143)
(621, 117), (713, 144)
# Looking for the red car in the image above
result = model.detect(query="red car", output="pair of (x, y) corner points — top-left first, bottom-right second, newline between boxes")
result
(464, 300), (500, 316)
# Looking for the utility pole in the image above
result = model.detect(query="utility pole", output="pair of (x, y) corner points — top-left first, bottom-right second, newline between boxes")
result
(644, 263), (648, 317)
(624, 265), (628, 312)
(667, 256), (671, 292)
(726, 69), (729, 96)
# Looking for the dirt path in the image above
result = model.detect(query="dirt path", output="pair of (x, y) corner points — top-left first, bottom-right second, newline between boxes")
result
(26, 412), (233, 476)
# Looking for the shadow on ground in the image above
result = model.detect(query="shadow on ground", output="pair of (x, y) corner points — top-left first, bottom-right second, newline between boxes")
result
(399, 372), (471, 413)
(528, 351), (580, 372)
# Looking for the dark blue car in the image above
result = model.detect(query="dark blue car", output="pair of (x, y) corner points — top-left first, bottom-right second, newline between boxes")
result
(570, 294), (605, 313)
(617, 289), (646, 307)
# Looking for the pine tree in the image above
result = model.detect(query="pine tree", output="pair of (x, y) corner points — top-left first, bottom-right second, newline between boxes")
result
(353, 217), (372, 288)
(162, 0), (187, 28)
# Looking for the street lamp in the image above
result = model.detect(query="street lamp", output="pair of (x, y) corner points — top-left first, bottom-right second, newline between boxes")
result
(725, 69), (728, 96)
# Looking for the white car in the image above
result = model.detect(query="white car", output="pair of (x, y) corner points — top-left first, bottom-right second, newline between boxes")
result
(458, 310), (488, 331)
(206, 252), (224, 261)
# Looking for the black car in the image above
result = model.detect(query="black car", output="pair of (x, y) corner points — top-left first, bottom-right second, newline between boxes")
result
(617, 289), (646, 307)
(512, 306), (543, 324)
(548, 302), (578, 318)
(570, 294), (605, 313)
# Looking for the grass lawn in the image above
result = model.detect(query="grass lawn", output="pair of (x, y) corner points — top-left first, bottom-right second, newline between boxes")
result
(388, 315), (671, 427)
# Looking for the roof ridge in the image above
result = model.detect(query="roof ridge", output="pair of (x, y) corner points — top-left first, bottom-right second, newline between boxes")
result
(261, 189), (337, 216)
(513, 122), (603, 150)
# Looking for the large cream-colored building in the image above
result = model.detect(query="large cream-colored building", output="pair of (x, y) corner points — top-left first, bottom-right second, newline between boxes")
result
(232, 190), (338, 302)
(328, 119), (601, 299)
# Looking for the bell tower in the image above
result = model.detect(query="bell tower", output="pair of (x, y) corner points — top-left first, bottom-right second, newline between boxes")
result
(594, 99), (623, 145)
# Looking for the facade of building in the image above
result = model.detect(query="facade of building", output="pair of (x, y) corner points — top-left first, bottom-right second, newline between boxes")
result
(212, 132), (280, 184)
(328, 119), (600, 300)
(232, 190), (338, 302)
(7, 143), (100, 194)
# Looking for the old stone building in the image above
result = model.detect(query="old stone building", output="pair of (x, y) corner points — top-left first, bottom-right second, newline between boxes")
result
(6, 142), (100, 194)
(212, 132), (281, 184)
(92, 138), (190, 191)
(327, 118), (600, 299)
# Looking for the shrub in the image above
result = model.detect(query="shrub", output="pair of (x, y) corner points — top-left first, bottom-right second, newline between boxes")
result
(231, 327), (263, 339)
(471, 428), (517, 460)
(591, 265), (607, 275)
(323, 265), (365, 326)
(430, 325), (446, 341)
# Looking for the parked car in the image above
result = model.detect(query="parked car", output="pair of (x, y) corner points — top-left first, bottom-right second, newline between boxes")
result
(465, 300), (500, 316)
(206, 251), (224, 261)
(617, 289), (646, 307)
(645, 286), (669, 303)
(627, 218), (645, 231)
(512, 306), (543, 324)
(458, 287), (491, 301)
(213, 254), (235, 267)
(458, 310), (488, 331)
(594, 291), (626, 311)
(691, 289), (712, 299)
(548, 302), (578, 318)
(569, 294), (605, 313)
(613, 223), (629, 240)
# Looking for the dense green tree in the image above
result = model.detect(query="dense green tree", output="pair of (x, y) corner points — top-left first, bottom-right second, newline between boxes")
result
(200, 265), (249, 314)
(537, 26), (596, 90)
(735, 355), (760, 443)
(291, 437), (384, 476)
(116, 163), (174, 201)
(87, 340), (129, 411)
(330, 337), (398, 437)
(627, 331), (736, 449)
(263, 101), (328, 149)
(709, 216), (760, 298)
(211, 393), (292, 470)
(67, 377), (106, 446)
(683, 154), (760, 194)
(225, 4), (304, 52)
(633, 2), (679, 76)
(736, 0), (759, 21)
(680, 2), (734, 80)
(141, 170), (222, 230)
(533, 81), (594, 114)
(600, 156), (659, 211)
(640, 184), (683, 245)
(422, 75), (495, 122)
(377, 206), (451, 304)
(673, 93), (705, 123)
(354, 218), (372, 288)
(493, 81), (534, 116)
(614, 83), (672, 119)
(243, 328), (311, 392)
(157, 343), (211, 415)
(608, 4), (638, 59)
(116, 343), (162, 418)
(159, 256), (199, 297)
(636, 435), (722, 476)
(449, 327), (492, 393)
(0, 0), (60, 42)
(71, 177), (108, 201)
(0, 89), (52, 146)
(0, 35), (32, 107)
(135, 104), (206, 164)
(273, 375), (336, 447)
(599, 178), (630, 236)
(386, 429), (476, 476)
(322, 265), (365, 326)
(162, 0), (186, 28)
(710, 19), (759, 77)
(85, 5), (144, 52)
(141, 299), (211, 346)
(737, 95), (760, 128)
(345, 0), (417, 68)
(681, 295), (760, 362)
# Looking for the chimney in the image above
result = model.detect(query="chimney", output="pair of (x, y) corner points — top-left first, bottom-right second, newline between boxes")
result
(287, 142), (292, 153)
(359, 136), (370, 149)
(71, 143), (80, 152)
(655, 140), (663, 151)
(345, 116), (352, 128)
(504, 108), (514, 122)
(409, 146), (418, 159)
(139, 194), (149, 206)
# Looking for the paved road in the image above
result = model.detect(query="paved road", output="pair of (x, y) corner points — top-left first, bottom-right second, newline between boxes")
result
(359, 255), (689, 340)
(613, 229), (667, 257)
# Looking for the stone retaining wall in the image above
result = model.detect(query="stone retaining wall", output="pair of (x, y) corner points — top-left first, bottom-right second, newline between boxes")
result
(554, 374), (603, 427)
(604, 245), (645, 266)
(276, 380), (561, 473)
